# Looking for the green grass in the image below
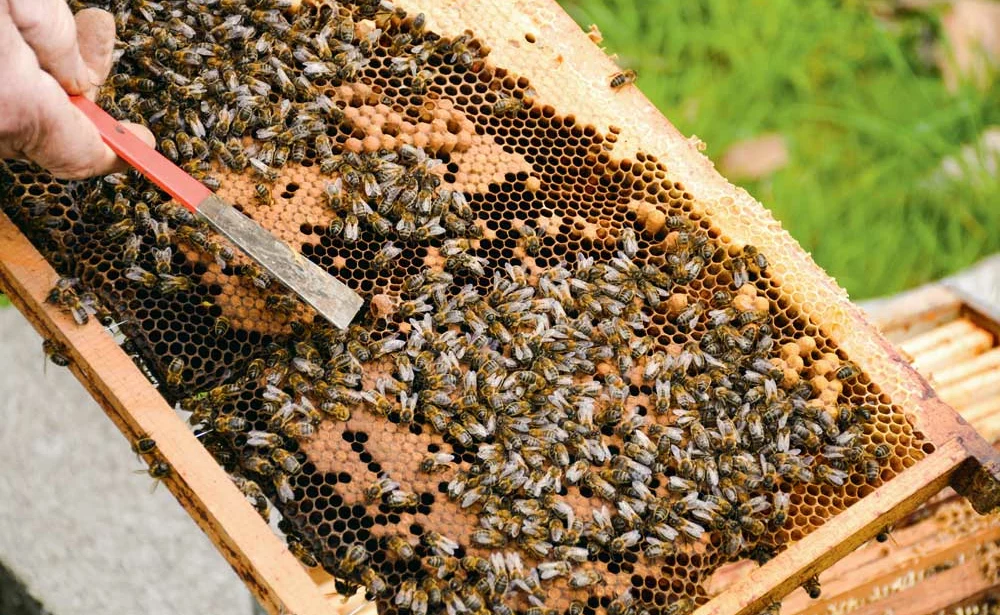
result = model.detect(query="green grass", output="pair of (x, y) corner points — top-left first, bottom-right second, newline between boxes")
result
(563, 0), (1000, 299)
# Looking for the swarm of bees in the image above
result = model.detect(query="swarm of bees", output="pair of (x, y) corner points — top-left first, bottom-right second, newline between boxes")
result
(0, 0), (917, 614)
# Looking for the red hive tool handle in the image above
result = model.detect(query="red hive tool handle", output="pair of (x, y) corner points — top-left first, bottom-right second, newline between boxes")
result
(70, 95), (211, 212)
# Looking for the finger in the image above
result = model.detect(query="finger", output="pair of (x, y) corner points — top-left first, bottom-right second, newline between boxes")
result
(8, 0), (91, 95)
(20, 75), (122, 179)
(74, 8), (116, 99)
(0, 10), (120, 180)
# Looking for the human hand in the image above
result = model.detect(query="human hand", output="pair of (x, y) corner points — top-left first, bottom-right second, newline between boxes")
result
(0, 0), (154, 180)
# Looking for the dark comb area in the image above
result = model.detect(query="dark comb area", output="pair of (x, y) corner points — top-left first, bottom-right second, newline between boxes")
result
(0, 2), (932, 615)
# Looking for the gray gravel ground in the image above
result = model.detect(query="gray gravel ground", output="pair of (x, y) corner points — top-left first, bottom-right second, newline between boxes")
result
(0, 308), (250, 615)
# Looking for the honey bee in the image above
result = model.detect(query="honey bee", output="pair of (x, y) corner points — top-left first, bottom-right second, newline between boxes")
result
(117, 232), (142, 265)
(730, 256), (749, 289)
(145, 459), (172, 490)
(568, 569), (605, 589)
(153, 220), (173, 247)
(148, 246), (172, 275)
(158, 273), (193, 295)
(618, 227), (640, 258)
(835, 361), (861, 381)
(837, 404), (872, 430)
(343, 214), (359, 243)
(743, 244), (768, 272)
(515, 224), (542, 256)
(610, 69), (637, 89)
(387, 489), (419, 509)
(287, 539), (318, 567)
(815, 465), (848, 486)
(410, 590), (429, 615)
(863, 458), (881, 481)
(584, 472), (616, 500)
(359, 566), (389, 597)
(610, 529), (641, 553)
(676, 300), (705, 331)
(771, 491), (791, 527)
(803, 575), (822, 599)
(373, 241), (402, 271)
(174, 131), (195, 159)
(42, 339), (71, 367)
(273, 471), (295, 502)
(249, 157), (278, 181)
(395, 579), (417, 609)
(238, 264), (272, 290)
(131, 435), (157, 458)
(665, 598), (696, 615)
(231, 475), (270, 519)
(106, 217), (136, 241)
(385, 535), (416, 561)
(166, 357), (185, 387)
(161, 138), (180, 161)
(282, 420), (315, 439)
(270, 449), (301, 474)
(447, 422), (473, 447)
(338, 544), (369, 575)
(492, 94), (524, 116)
(265, 294), (298, 316)
(426, 554), (459, 578)
(364, 474), (399, 503)
(607, 591), (636, 615)
(210, 315), (230, 336)
(213, 413), (247, 435)
(471, 528), (506, 548)
(421, 530), (459, 556)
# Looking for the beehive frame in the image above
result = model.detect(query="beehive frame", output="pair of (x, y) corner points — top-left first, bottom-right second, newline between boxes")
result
(1, 1), (1000, 615)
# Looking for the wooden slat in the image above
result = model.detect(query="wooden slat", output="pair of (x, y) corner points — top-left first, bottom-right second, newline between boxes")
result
(966, 397), (1000, 440)
(845, 559), (996, 615)
(0, 213), (338, 615)
(694, 439), (972, 615)
(864, 285), (963, 343)
(899, 319), (980, 357)
(932, 347), (1000, 388)
(784, 515), (1000, 615)
(911, 327), (995, 374)
(939, 369), (1000, 409)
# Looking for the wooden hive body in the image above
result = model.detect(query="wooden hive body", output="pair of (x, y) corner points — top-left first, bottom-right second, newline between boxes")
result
(1, 2), (998, 615)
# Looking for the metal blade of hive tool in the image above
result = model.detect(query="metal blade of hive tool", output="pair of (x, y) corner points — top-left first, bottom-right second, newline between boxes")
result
(68, 95), (364, 329)
(196, 194), (364, 329)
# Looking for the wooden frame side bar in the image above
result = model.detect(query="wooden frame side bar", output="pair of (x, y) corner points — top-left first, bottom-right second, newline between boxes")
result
(694, 439), (973, 615)
(0, 213), (337, 615)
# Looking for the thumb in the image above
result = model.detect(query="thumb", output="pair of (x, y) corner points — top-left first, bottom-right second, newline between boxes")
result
(23, 76), (156, 180)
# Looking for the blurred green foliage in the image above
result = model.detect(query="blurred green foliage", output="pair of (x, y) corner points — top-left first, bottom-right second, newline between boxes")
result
(563, 0), (1000, 299)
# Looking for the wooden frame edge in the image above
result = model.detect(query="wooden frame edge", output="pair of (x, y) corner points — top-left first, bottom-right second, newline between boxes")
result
(693, 438), (973, 615)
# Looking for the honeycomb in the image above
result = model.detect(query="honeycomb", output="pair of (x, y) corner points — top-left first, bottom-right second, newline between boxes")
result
(0, 1), (933, 614)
